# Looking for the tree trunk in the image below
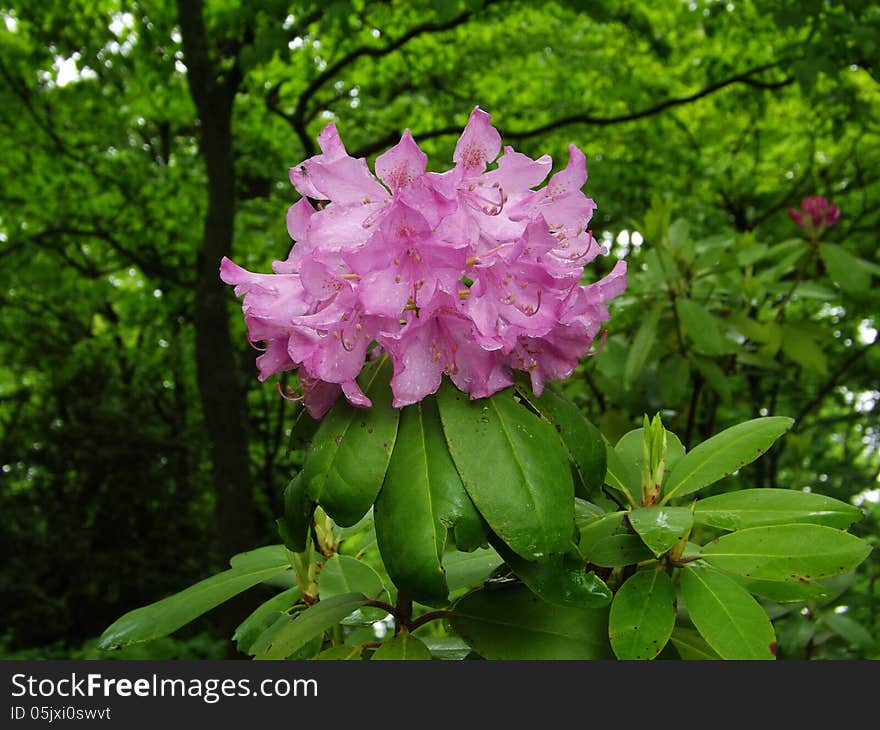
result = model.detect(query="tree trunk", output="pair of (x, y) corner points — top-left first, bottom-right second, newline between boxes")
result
(177, 0), (257, 562)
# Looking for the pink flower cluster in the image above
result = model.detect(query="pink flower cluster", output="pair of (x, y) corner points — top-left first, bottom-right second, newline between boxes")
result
(222, 107), (626, 418)
(789, 195), (840, 238)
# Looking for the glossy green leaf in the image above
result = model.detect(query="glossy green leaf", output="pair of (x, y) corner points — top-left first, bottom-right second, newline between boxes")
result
(444, 547), (504, 593)
(734, 576), (830, 603)
(700, 524), (872, 582)
(628, 506), (693, 557)
(609, 569), (676, 660)
(375, 398), (485, 605)
(303, 357), (400, 526)
(252, 592), (368, 660)
(371, 632), (433, 660)
(277, 473), (314, 553)
(604, 441), (639, 507)
(318, 555), (387, 623)
(624, 301), (663, 386)
(669, 626), (721, 660)
(575, 511), (653, 567)
(615, 427), (686, 479)
(676, 299), (724, 355)
(819, 243), (871, 294)
(661, 417), (794, 504)
(419, 636), (473, 660)
(517, 384), (607, 495)
(314, 645), (364, 660)
(693, 488), (862, 531)
(492, 538), (612, 608)
(99, 546), (292, 649)
(451, 584), (612, 659)
(437, 382), (573, 560)
(679, 566), (776, 660)
(233, 587), (301, 654)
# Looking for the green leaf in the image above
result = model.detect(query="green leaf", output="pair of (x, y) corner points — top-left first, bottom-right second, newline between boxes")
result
(604, 441), (639, 507)
(735, 576), (829, 603)
(820, 612), (874, 649)
(233, 587), (302, 654)
(669, 626), (721, 660)
(679, 566), (776, 660)
(661, 417), (793, 504)
(277, 473), (314, 553)
(303, 357), (400, 526)
(628, 506), (694, 557)
(451, 584), (612, 659)
(819, 243), (871, 294)
(659, 354), (690, 405)
(624, 301), (663, 386)
(443, 547), (504, 593)
(419, 635), (473, 660)
(693, 488), (863, 531)
(699, 524), (872, 582)
(615, 427), (686, 483)
(98, 546), (292, 649)
(517, 384), (607, 495)
(676, 299), (724, 355)
(609, 569), (676, 660)
(318, 555), (387, 623)
(371, 632), (433, 660)
(314, 645), (364, 660)
(492, 537), (612, 609)
(575, 511), (653, 567)
(375, 397), (485, 605)
(781, 324), (828, 375)
(437, 382), (574, 560)
(251, 592), (368, 660)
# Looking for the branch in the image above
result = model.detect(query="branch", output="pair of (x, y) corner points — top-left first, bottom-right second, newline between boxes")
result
(272, 1), (501, 156)
(792, 336), (878, 431)
(349, 61), (794, 159)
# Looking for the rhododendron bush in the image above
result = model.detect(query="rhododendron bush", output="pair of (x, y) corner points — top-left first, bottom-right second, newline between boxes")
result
(221, 107), (625, 417)
(99, 113), (871, 662)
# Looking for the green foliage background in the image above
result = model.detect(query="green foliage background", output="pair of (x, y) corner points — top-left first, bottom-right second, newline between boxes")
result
(0, 0), (877, 658)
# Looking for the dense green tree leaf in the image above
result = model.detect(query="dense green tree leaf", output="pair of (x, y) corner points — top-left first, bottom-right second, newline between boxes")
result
(676, 299), (725, 355)
(693, 488), (863, 530)
(699, 524), (872, 581)
(375, 397), (485, 605)
(615, 428), (686, 481)
(451, 585), (612, 659)
(628, 506), (693, 557)
(314, 645), (364, 660)
(679, 566), (776, 660)
(819, 243), (872, 294)
(661, 417), (794, 503)
(302, 358), (400, 526)
(609, 569), (676, 660)
(437, 382), (574, 560)
(603, 442), (639, 507)
(624, 302), (663, 387)
(251, 592), (368, 660)
(492, 538), (612, 609)
(734, 576), (830, 603)
(371, 632), (433, 660)
(819, 612), (874, 649)
(98, 546), (292, 649)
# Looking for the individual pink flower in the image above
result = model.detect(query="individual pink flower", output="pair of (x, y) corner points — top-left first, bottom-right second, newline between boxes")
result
(789, 195), (840, 238)
(222, 106), (627, 416)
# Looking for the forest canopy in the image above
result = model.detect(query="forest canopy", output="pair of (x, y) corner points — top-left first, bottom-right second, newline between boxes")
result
(0, 0), (877, 659)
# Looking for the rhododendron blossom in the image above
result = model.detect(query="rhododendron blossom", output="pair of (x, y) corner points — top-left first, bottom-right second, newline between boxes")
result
(789, 195), (840, 238)
(221, 107), (626, 417)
